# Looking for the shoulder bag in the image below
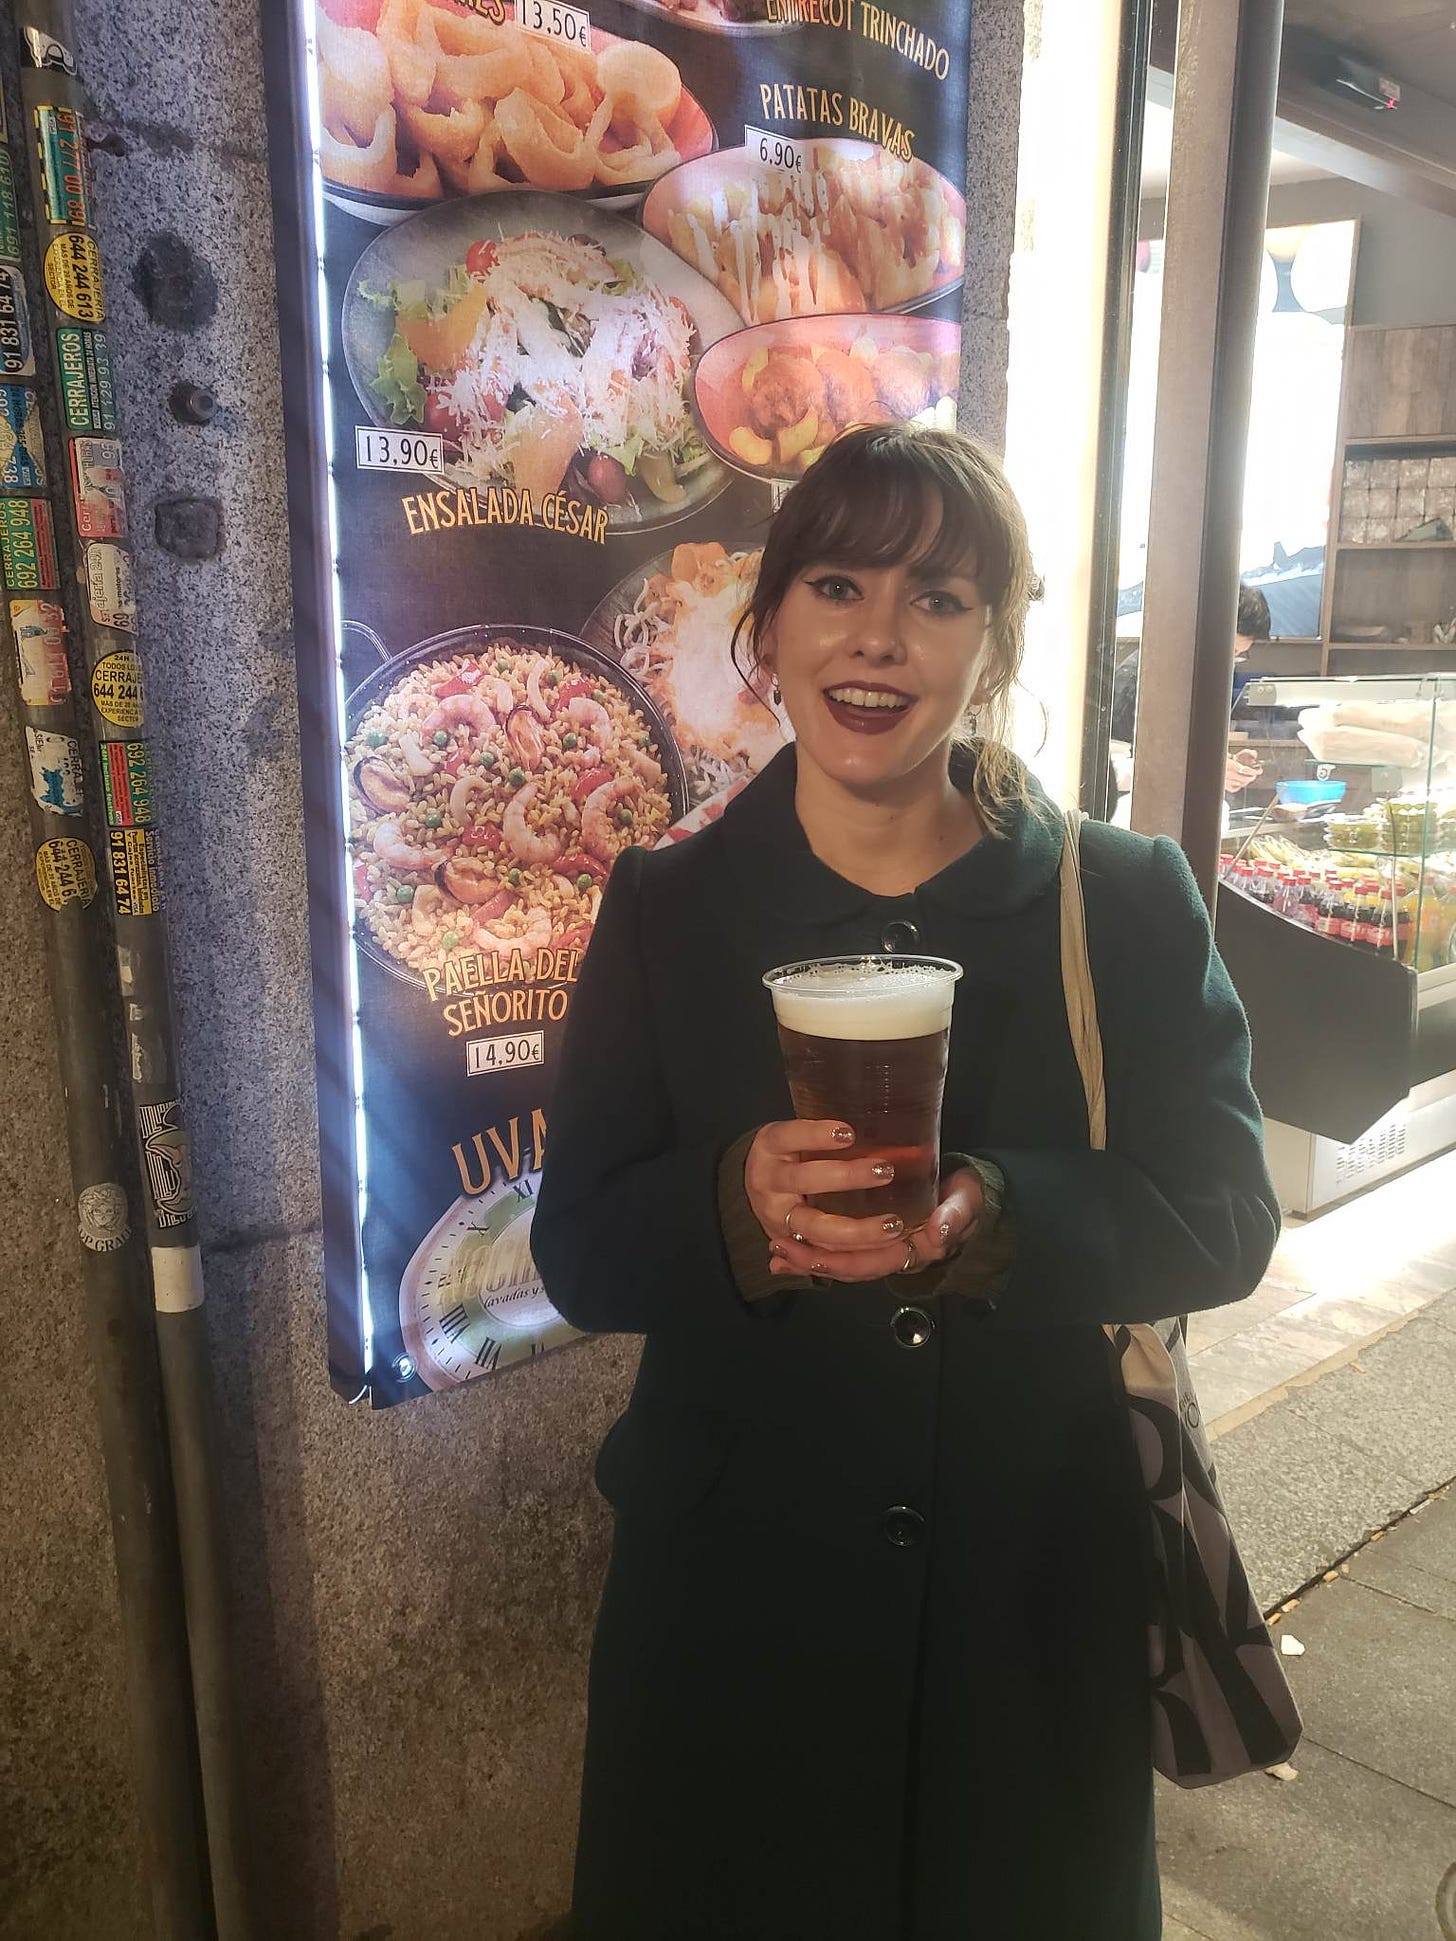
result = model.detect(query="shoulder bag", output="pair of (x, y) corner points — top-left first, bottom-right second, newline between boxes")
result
(1059, 810), (1302, 1787)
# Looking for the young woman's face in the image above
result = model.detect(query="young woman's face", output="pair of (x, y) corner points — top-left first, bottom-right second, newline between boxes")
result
(763, 550), (991, 793)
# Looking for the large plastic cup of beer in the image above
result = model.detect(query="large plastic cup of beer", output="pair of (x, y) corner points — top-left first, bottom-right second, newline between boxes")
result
(762, 955), (964, 1231)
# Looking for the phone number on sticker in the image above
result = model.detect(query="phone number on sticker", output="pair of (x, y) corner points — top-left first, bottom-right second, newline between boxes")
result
(514, 0), (589, 49)
(355, 426), (445, 474)
(466, 1030), (545, 1076)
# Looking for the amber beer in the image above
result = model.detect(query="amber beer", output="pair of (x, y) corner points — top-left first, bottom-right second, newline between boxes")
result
(764, 956), (963, 1230)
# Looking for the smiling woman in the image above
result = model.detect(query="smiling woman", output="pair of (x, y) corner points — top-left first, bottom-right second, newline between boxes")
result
(731, 422), (1037, 841)
(532, 422), (1279, 1940)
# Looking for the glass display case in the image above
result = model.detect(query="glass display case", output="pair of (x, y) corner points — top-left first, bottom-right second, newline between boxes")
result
(1226, 674), (1456, 972)
(1213, 675), (1456, 1212)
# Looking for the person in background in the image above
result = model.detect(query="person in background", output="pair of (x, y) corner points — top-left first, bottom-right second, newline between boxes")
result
(1111, 582), (1272, 807)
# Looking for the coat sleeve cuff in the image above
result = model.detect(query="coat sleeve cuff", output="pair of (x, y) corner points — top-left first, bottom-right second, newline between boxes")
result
(716, 1130), (814, 1304)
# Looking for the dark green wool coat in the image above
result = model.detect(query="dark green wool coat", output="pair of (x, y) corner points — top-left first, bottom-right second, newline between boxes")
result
(533, 746), (1279, 1941)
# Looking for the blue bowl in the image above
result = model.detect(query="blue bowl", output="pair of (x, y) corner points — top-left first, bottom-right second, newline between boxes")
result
(1278, 779), (1346, 807)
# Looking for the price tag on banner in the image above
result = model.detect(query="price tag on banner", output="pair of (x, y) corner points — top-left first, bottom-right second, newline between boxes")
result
(744, 125), (807, 174)
(355, 426), (445, 474)
(467, 1031), (546, 1077)
(514, 0), (590, 51)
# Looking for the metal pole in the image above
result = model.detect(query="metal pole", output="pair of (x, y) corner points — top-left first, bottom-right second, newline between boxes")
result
(1079, 0), (1154, 821)
(0, 594), (213, 1935)
(1130, 0), (1285, 900)
(5, 4), (253, 1932)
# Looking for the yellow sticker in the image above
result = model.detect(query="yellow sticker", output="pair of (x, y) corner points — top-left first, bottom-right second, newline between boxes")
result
(43, 231), (104, 323)
(91, 648), (143, 727)
(35, 835), (96, 908)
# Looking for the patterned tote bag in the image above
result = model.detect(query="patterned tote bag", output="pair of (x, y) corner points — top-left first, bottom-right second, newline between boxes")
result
(1059, 811), (1302, 1786)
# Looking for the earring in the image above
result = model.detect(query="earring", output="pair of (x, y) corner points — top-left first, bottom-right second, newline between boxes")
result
(966, 707), (980, 736)
(771, 680), (782, 705)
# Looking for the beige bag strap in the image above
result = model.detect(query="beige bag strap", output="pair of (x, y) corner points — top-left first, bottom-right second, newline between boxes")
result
(1059, 810), (1107, 1151)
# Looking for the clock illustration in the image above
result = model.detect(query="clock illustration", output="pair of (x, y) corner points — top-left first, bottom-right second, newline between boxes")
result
(398, 1169), (578, 1391)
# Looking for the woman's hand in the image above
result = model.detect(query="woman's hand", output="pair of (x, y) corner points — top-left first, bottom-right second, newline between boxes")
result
(745, 1121), (984, 1283)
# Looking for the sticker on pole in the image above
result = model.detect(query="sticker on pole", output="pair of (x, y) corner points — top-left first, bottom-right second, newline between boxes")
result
(110, 825), (163, 915)
(0, 153), (21, 263)
(71, 436), (127, 539)
(12, 598), (70, 706)
(77, 1181), (129, 1252)
(91, 648), (144, 727)
(35, 835), (96, 908)
(137, 1099), (193, 1228)
(0, 265), (34, 375)
(56, 327), (117, 433)
(101, 738), (154, 828)
(85, 542), (137, 631)
(44, 233), (105, 323)
(22, 28), (77, 75)
(0, 383), (46, 487)
(0, 497), (57, 588)
(36, 105), (91, 229)
(25, 726), (84, 816)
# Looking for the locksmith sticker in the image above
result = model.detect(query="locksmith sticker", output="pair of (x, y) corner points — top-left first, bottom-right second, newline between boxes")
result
(110, 825), (162, 916)
(85, 542), (136, 632)
(12, 598), (70, 706)
(137, 1098), (193, 1228)
(77, 1181), (129, 1252)
(71, 436), (126, 539)
(91, 648), (143, 727)
(56, 327), (117, 432)
(36, 106), (91, 228)
(101, 738), (154, 828)
(0, 265), (34, 375)
(26, 726), (84, 816)
(35, 835), (96, 908)
(44, 233), (105, 324)
(0, 383), (46, 488)
(0, 497), (57, 589)
(0, 153), (21, 262)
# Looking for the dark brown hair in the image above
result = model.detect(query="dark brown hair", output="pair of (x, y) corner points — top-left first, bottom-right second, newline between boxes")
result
(732, 423), (1038, 829)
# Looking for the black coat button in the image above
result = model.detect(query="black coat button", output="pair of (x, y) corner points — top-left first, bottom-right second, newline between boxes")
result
(891, 1305), (934, 1348)
(883, 1505), (925, 1547)
(881, 919), (919, 953)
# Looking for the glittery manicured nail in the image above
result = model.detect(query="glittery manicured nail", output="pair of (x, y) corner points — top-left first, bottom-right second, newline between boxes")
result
(831, 1125), (855, 1144)
(769, 1242), (787, 1258)
(939, 1220), (953, 1243)
(871, 1162), (895, 1180)
(883, 1217), (905, 1237)
(810, 1261), (828, 1274)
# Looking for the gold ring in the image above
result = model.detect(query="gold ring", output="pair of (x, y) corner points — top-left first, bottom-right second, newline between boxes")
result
(901, 1240), (918, 1275)
(784, 1205), (800, 1236)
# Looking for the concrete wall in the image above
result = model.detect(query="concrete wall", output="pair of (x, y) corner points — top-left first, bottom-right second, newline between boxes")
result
(0, 4), (1023, 1937)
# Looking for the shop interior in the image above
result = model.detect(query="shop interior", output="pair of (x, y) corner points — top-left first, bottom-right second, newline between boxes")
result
(1109, 4), (1456, 1221)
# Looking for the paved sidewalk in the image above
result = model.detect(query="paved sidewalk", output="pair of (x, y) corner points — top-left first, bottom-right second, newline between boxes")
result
(1157, 1485), (1456, 1941)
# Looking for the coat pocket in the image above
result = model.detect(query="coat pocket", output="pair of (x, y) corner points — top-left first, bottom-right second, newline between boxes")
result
(594, 1398), (738, 1529)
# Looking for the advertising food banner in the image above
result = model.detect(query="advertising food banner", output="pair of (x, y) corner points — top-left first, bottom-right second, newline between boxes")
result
(271, 0), (972, 1404)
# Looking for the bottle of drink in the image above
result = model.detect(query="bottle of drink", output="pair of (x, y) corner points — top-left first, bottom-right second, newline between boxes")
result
(1373, 887), (1395, 957)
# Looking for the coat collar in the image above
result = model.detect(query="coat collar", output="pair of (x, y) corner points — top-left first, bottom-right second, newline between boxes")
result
(719, 743), (1064, 927)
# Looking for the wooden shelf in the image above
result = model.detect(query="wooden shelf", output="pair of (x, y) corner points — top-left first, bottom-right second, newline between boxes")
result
(1328, 640), (1456, 651)
(1345, 433), (1456, 450)
(1336, 541), (1456, 553)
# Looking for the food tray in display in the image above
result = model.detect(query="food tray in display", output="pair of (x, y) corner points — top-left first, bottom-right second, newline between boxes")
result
(642, 141), (967, 325)
(318, 7), (717, 223)
(693, 313), (960, 484)
(580, 543), (788, 806)
(610, 0), (790, 34)
(345, 620), (689, 991)
(341, 191), (741, 531)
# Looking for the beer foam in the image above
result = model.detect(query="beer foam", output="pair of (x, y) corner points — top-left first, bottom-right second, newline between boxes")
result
(768, 962), (960, 1041)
